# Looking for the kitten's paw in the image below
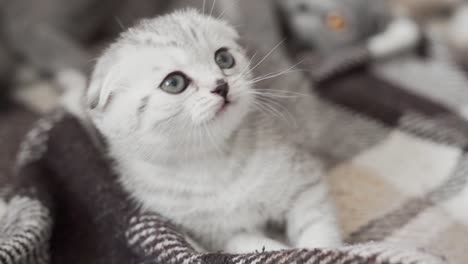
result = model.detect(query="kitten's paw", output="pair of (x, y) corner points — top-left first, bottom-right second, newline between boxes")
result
(185, 235), (208, 253)
(296, 224), (342, 249)
(224, 233), (289, 254)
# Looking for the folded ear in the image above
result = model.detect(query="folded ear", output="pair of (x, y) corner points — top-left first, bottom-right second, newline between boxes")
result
(86, 77), (103, 110)
(86, 52), (118, 111)
(86, 75), (112, 111)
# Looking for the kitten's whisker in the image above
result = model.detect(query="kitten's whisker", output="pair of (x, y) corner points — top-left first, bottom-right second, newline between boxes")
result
(176, 118), (192, 155)
(203, 123), (223, 154)
(255, 99), (285, 120)
(152, 109), (184, 133)
(260, 97), (297, 127)
(234, 90), (303, 102)
(115, 17), (125, 31)
(247, 70), (304, 85)
(217, 0), (240, 19)
(250, 92), (299, 99)
(195, 124), (203, 152)
(254, 89), (309, 96)
(247, 60), (305, 84)
(210, 0), (217, 17)
(252, 101), (278, 120)
(255, 97), (296, 126)
(245, 39), (286, 76)
(182, 118), (197, 158)
(242, 52), (257, 76)
(254, 101), (286, 123)
(231, 51), (258, 85)
(180, 115), (191, 132)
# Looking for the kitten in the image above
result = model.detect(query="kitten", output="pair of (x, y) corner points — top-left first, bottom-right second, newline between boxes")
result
(276, 0), (390, 54)
(85, 9), (341, 253)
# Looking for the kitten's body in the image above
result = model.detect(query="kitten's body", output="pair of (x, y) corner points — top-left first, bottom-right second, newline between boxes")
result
(86, 10), (341, 253)
(117, 112), (329, 251)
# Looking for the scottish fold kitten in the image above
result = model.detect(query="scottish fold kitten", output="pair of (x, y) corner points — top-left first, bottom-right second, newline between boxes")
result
(86, 9), (341, 253)
(277, 0), (390, 53)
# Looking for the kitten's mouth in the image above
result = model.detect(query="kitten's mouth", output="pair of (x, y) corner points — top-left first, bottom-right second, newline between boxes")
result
(216, 100), (231, 115)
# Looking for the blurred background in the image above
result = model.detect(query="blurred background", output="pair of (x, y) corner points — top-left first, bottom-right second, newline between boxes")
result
(0, 0), (467, 112)
(0, 0), (468, 112)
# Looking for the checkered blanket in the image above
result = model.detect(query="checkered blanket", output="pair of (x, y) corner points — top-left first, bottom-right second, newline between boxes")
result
(0, 0), (467, 263)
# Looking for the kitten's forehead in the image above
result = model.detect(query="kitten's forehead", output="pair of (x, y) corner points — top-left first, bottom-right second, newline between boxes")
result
(120, 9), (239, 49)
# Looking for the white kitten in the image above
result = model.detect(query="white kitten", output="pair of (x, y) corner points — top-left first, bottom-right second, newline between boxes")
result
(86, 9), (341, 253)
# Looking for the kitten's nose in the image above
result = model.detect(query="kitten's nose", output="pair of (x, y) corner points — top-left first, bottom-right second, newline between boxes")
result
(212, 79), (229, 100)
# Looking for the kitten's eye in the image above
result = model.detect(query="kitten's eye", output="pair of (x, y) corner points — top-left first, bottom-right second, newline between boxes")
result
(215, 48), (236, 69)
(160, 72), (190, 94)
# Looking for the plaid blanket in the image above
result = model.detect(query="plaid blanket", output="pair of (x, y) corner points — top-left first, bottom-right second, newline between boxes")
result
(0, 0), (467, 263)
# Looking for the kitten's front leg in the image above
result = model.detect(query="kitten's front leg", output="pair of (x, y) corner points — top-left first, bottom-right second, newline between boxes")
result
(286, 180), (342, 249)
(185, 234), (208, 253)
(224, 232), (289, 254)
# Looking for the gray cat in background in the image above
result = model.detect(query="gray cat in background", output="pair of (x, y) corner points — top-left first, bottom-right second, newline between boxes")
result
(277, 0), (391, 54)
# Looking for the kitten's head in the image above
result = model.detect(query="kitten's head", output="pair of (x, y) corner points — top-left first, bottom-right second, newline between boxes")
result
(277, 0), (390, 53)
(86, 9), (254, 156)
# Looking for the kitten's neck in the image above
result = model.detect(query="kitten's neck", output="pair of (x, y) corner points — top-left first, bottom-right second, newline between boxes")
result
(108, 124), (243, 166)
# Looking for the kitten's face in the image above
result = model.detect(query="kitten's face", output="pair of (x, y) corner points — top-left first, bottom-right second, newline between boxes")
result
(87, 10), (254, 153)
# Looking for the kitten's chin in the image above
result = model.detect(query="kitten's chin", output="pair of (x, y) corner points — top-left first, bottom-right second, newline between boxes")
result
(207, 98), (249, 126)
(191, 93), (253, 130)
(213, 100), (233, 119)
